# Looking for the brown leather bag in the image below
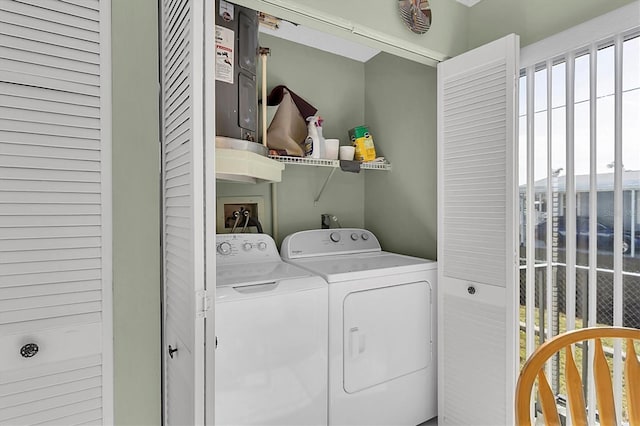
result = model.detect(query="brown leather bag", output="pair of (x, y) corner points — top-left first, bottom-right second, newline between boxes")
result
(266, 86), (317, 157)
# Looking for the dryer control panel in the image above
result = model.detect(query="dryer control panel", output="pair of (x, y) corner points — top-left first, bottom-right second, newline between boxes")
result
(281, 228), (381, 259)
(216, 234), (280, 264)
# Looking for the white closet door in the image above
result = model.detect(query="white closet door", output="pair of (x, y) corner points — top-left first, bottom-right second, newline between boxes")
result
(161, 0), (215, 425)
(437, 34), (519, 425)
(0, 0), (112, 424)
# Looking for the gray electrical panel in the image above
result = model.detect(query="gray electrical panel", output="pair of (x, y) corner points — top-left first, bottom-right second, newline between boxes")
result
(215, 0), (258, 142)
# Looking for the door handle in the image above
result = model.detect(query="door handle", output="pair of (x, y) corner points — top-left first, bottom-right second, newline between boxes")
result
(168, 344), (178, 359)
(20, 343), (39, 358)
(350, 327), (364, 359)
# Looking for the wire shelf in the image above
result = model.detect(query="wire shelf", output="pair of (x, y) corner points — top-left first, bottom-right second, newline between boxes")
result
(268, 155), (391, 171)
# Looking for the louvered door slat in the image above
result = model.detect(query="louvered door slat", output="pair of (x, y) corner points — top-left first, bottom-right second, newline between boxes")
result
(0, 204), (101, 217)
(0, 44), (99, 75)
(0, 107), (100, 130)
(1, 97), (99, 123)
(0, 367), (100, 398)
(165, 17), (189, 64)
(0, 267), (101, 288)
(34, 408), (102, 426)
(0, 180), (100, 193)
(0, 59), (99, 87)
(17, 0), (100, 21)
(0, 156), (100, 174)
(0, 82), (99, 108)
(0, 0), (110, 422)
(0, 301), (102, 325)
(0, 312), (101, 335)
(0, 167), (99, 184)
(0, 2), (99, 32)
(3, 398), (101, 425)
(60, 0), (99, 12)
(0, 189), (100, 203)
(1, 387), (101, 423)
(0, 382), (100, 414)
(0, 70), (99, 97)
(0, 133), (101, 151)
(0, 237), (100, 253)
(0, 118), (100, 140)
(0, 280), (101, 299)
(0, 34), (98, 64)
(1, 354), (100, 384)
(0, 21), (99, 54)
(0, 10), (98, 43)
(165, 1), (189, 48)
(0, 258), (101, 277)
(1, 242), (101, 263)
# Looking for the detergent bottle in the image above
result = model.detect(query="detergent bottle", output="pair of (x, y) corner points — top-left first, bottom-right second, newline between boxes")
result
(304, 116), (325, 159)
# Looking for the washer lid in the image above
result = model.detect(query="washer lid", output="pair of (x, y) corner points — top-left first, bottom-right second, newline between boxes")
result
(288, 252), (436, 283)
(216, 261), (315, 288)
(216, 262), (327, 303)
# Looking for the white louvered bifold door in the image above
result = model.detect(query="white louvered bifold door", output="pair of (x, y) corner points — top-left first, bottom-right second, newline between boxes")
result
(0, 0), (112, 425)
(161, 0), (215, 425)
(437, 34), (519, 425)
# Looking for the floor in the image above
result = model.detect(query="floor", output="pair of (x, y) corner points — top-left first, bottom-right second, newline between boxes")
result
(419, 417), (438, 425)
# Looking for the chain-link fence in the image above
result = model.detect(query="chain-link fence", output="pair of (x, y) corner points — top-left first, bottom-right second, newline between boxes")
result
(519, 260), (640, 329)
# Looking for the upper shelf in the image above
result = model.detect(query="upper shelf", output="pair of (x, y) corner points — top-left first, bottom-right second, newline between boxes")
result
(268, 155), (392, 170)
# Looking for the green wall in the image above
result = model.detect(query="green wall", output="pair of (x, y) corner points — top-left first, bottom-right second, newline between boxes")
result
(467, 0), (636, 49)
(111, 0), (161, 424)
(217, 34), (367, 243)
(363, 53), (438, 259)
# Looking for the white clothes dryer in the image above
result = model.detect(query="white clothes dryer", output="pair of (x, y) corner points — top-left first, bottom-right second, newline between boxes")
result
(215, 233), (328, 425)
(281, 229), (437, 426)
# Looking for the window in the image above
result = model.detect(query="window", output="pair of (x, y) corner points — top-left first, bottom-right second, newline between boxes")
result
(519, 17), (640, 424)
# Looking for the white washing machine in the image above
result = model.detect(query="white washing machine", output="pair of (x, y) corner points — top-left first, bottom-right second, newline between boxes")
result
(215, 233), (328, 425)
(281, 229), (437, 426)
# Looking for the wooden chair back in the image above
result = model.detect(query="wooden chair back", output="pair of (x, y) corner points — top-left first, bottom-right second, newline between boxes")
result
(515, 327), (640, 426)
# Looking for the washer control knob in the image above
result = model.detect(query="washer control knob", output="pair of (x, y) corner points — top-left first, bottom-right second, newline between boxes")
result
(351, 233), (359, 241)
(330, 232), (341, 243)
(242, 243), (252, 251)
(257, 241), (267, 251)
(361, 233), (369, 241)
(217, 242), (232, 255)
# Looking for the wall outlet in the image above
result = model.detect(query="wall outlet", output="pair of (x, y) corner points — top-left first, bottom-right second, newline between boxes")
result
(217, 196), (265, 233)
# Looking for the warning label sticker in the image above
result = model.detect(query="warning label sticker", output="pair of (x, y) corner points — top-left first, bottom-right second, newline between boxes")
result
(215, 26), (234, 84)
(219, 0), (234, 22)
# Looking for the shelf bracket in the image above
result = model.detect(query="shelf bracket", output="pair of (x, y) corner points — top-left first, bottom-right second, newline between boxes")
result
(314, 167), (338, 205)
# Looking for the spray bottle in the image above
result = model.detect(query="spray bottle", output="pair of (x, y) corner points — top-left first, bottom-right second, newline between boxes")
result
(304, 115), (325, 159)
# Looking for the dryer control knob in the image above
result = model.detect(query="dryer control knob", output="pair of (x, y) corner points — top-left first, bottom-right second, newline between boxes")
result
(217, 242), (232, 255)
(242, 243), (252, 251)
(351, 233), (359, 241)
(330, 232), (341, 243)
(361, 233), (369, 241)
(257, 241), (267, 251)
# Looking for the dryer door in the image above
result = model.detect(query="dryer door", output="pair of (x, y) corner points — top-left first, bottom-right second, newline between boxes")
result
(343, 280), (432, 393)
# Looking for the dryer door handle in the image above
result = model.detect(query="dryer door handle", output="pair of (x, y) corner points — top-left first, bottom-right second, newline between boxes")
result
(349, 327), (364, 359)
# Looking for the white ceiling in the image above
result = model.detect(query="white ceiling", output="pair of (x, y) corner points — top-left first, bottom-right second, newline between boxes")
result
(259, 20), (380, 63)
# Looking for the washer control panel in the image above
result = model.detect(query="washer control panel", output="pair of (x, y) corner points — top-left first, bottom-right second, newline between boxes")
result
(281, 228), (381, 259)
(216, 234), (279, 264)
